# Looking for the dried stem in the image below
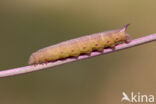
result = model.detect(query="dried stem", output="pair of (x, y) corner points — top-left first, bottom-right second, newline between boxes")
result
(0, 34), (156, 78)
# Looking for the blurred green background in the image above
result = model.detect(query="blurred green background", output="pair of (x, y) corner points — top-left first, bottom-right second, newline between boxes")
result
(0, 0), (156, 104)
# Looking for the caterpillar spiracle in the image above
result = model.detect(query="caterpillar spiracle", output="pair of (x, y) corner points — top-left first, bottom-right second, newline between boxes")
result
(28, 24), (131, 65)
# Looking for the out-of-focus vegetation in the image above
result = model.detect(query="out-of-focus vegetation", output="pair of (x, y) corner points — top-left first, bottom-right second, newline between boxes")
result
(0, 0), (156, 104)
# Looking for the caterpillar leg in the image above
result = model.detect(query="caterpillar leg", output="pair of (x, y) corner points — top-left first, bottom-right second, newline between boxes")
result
(33, 63), (40, 67)
(97, 48), (104, 52)
(41, 62), (49, 65)
(110, 45), (115, 50)
(125, 34), (131, 43)
(71, 53), (80, 59)
(125, 39), (131, 43)
(86, 52), (92, 56)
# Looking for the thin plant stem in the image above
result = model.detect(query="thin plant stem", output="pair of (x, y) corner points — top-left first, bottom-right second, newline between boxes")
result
(0, 34), (156, 78)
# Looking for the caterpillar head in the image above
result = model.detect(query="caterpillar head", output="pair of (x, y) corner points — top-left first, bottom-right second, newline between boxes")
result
(28, 54), (35, 65)
(28, 53), (39, 65)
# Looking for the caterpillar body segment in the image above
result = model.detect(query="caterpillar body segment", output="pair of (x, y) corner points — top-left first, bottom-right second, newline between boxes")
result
(28, 24), (131, 65)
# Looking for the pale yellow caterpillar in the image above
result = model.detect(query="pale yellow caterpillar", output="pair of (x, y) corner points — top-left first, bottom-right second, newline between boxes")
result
(28, 24), (131, 65)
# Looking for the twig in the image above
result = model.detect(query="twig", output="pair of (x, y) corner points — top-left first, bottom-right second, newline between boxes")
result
(0, 34), (156, 78)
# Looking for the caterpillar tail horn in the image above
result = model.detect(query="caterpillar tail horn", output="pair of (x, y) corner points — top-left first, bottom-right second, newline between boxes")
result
(121, 24), (130, 32)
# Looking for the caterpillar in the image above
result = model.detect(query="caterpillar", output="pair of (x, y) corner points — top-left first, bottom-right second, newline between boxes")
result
(28, 24), (131, 65)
